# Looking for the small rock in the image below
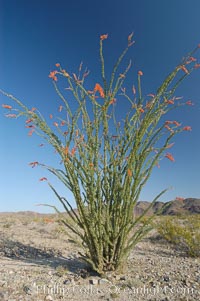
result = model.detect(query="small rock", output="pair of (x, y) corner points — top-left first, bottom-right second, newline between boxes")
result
(0, 280), (7, 287)
(89, 278), (99, 285)
(163, 275), (170, 282)
(70, 278), (75, 285)
(0, 291), (8, 299)
(23, 285), (32, 294)
(45, 295), (54, 301)
(76, 268), (89, 279)
(73, 275), (80, 282)
(63, 279), (71, 285)
(98, 278), (110, 285)
(149, 281), (156, 287)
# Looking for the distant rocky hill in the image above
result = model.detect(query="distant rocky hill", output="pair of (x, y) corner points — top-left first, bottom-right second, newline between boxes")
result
(134, 198), (200, 216)
(1, 198), (199, 217)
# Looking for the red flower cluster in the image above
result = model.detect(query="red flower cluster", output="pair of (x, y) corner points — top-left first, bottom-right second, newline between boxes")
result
(165, 99), (174, 105)
(49, 71), (58, 81)
(138, 107), (145, 113)
(183, 126), (192, 131)
(94, 83), (105, 98)
(186, 100), (194, 106)
(180, 65), (189, 74)
(128, 32), (135, 47)
(165, 120), (181, 126)
(165, 153), (175, 162)
(2, 104), (12, 109)
(5, 114), (16, 118)
(39, 177), (47, 181)
(26, 118), (33, 124)
(100, 34), (108, 41)
(29, 161), (39, 168)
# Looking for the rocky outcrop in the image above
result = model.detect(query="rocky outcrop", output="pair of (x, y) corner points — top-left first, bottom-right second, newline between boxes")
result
(134, 198), (200, 216)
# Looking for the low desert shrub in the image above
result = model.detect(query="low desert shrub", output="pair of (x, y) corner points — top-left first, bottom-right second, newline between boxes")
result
(2, 223), (12, 229)
(156, 215), (200, 257)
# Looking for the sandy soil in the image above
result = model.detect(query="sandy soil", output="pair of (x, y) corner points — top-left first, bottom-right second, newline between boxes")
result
(0, 212), (200, 301)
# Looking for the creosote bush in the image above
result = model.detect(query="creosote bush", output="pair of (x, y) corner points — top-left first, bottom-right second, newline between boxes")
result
(1, 34), (200, 274)
(156, 215), (200, 257)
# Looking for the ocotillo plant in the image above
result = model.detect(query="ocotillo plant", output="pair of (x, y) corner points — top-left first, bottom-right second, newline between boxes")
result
(1, 34), (200, 274)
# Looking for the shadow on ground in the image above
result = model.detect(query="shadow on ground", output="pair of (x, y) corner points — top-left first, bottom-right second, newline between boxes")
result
(0, 235), (93, 275)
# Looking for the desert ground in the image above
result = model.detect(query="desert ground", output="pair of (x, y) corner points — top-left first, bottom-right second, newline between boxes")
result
(0, 212), (199, 301)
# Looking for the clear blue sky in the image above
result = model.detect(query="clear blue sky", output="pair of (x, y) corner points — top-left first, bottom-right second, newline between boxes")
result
(0, 0), (200, 213)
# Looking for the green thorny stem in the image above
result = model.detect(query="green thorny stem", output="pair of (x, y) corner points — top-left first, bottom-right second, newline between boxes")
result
(1, 35), (199, 275)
